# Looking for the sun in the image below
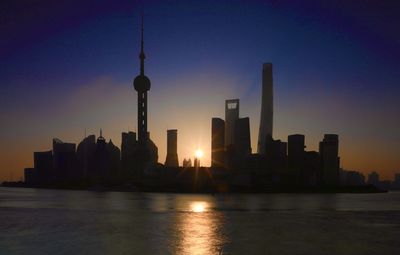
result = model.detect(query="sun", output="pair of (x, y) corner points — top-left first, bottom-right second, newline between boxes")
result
(195, 149), (203, 158)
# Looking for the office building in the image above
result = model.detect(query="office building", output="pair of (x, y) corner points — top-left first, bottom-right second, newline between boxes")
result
(211, 118), (225, 168)
(53, 138), (76, 181)
(194, 158), (200, 168)
(288, 134), (305, 170)
(319, 134), (340, 185)
(107, 139), (121, 180)
(183, 158), (192, 167)
(121, 131), (137, 177)
(258, 63), (273, 154)
(303, 151), (320, 185)
(225, 99), (239, 149)
(77, 134), (96, 178)
(165, 129), (179, 167)
(265, 135), (287, 172)
(24, 168), (36, 185)
(34, 150), (53, 183)
(367, 171), (380, 186)
(234, 117), (251, 158)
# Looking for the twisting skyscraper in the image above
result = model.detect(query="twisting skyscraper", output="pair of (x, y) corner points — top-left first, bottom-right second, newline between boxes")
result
(257, 63), (273, 154)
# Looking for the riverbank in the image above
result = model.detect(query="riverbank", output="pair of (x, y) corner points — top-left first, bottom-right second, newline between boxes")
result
(1, 181), (386, 194)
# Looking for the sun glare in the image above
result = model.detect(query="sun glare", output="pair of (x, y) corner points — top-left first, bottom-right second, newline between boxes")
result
(195, 149), (203, 158)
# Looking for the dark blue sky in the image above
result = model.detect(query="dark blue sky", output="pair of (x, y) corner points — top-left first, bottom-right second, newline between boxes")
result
(1, 0), (399, 180)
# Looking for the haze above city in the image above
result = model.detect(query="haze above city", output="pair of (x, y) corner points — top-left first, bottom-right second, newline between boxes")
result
(1, 0), (399, 181)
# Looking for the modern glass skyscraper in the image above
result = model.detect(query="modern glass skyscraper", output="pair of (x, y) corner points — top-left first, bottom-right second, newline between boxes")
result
(225, 99), (239, 149)
(257, 63), (273, 154)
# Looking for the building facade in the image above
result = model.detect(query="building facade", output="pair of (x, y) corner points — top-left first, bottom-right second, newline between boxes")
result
(225, 99), (239, 149)
(211, 118), (225, 168)
(165, 129), (179, 167)
(319, 134), (340, 185)
(258, 63), (273, 154)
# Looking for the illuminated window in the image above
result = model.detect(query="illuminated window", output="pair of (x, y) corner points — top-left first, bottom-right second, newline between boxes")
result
(227, 102), (237, 109)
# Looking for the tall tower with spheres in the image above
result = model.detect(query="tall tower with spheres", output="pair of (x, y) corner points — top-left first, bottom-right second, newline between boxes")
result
(132, 14), (158, 179)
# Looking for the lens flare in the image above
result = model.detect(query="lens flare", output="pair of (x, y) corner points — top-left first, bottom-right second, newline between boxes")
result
(195, 149), (203, 158)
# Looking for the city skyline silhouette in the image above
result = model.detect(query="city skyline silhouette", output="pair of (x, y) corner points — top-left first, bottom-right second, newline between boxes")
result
(1, 0), (399, 182)
(2, 2), (400, 255)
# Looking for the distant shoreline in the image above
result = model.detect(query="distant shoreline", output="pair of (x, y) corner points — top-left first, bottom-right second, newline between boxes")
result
(1, 181), (387, 194)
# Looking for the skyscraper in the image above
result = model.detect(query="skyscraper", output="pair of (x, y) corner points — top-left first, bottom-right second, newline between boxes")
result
(165, 129), (179, 167)
(225, 99), (239, 149)
(194, 158), (200, 168)
(211, 118), (225, 168)
(77, 134), (96, 179)
(234, 117), (251, 158)
(288, 134), (305, 170)
(367, 171), (380, 186)
(182, 158), (192, 167)
(94, 130), (109, 179)
(24, 168), (36, 185)
(52, 138), (76, 181)
(92, 130), (121, 180)
(34, 151), (53, 183)
(258, 63), (273, 154)
(265, 136), (287, 172)
(121, 131), (137, 177)
(319, 134), (340, 186)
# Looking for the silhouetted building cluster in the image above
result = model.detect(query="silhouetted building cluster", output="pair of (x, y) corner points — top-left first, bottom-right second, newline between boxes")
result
(208, 64), (341, 188)
(340, 169), (366, 186)
(392, 173), (400, 190)
(20, 19), (389, 193)
(24, 17), (158, 187)
(211, 99), (252, 170)
(182, 158), (192, 167)
(365, 171), (399, 190)
(23, 61), (344, 190)
(24, 132), (122, 185)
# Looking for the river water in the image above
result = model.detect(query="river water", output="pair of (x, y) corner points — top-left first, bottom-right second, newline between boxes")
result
(0, 187), (399, 254)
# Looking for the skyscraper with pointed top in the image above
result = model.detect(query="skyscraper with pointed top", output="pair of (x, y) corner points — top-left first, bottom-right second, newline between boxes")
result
(133, 14), (151, 145)
(258, 63), (273, 154)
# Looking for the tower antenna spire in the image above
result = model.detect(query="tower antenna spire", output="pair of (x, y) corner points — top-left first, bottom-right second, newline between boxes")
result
(140, 12), (145, 75)
(133, 11), (151, 144)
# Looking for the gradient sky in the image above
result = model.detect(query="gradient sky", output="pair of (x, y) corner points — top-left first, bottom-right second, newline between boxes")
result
(1, 0), (399, 181)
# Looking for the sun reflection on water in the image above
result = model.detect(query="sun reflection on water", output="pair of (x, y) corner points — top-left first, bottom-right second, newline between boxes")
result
(191, 201), (207, 213)
(176, 200), (226, 254)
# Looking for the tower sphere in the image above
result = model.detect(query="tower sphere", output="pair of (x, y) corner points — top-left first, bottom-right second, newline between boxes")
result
(134, 75), (151, 91)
